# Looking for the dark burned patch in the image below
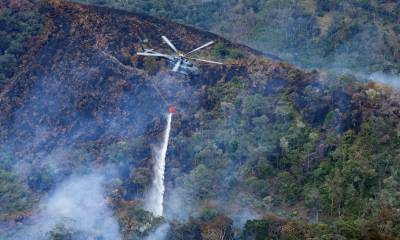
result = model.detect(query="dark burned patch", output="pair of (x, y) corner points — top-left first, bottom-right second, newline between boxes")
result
(0, 1), (388, 158)
(262, 77), (288, 95)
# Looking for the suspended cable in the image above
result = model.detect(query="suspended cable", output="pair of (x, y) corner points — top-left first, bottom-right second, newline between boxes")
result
(149, 77), (169, 106)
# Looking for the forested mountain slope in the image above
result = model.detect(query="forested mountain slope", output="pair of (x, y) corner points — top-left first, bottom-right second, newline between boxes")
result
(72, 0), (400, 74)
(0, 1), (400, 239)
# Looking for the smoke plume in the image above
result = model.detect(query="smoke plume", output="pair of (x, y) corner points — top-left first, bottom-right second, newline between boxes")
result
(9, 173), (121, 240)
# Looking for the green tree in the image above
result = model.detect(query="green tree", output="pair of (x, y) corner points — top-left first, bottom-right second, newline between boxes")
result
(0, 168), (32, 216)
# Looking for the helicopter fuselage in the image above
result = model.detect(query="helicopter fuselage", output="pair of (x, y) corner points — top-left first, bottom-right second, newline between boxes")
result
(142, 49), (199, 75)
(169, 57), (199, 75)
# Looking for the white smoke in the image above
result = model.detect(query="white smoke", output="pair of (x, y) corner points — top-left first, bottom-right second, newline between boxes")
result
(144, 223), (170, 240)
(164, 186), (192, 221)
(368, 72), (400, 88)
(145, 113), (172, 217)
(332, 69), (400, 89)
(228, 208), (261, 229)
(10, 173), (121, 240)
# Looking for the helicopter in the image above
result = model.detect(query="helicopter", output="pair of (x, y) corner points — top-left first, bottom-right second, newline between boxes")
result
(137, 36), (223, 75)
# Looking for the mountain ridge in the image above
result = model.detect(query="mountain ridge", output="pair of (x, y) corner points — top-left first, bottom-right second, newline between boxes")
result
(72, 0), (400, 74)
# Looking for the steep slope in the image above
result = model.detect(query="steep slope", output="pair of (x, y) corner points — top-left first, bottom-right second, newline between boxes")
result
(72, 0), (400, 74)
(0, 0), (246, 152)
(0, 1), (400, 239)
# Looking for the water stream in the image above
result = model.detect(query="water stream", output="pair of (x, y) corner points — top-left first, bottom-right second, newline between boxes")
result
(145, 113), (172, 217)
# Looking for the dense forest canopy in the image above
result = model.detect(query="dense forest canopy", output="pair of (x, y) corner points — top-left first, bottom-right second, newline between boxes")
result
(0, 6), (45, 82)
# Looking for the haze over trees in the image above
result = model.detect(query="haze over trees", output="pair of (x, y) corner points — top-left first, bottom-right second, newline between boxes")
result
(73, 0), (400, 74)
(0, 0), (400, 239)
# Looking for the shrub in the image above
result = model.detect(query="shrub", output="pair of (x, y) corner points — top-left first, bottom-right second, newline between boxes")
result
(143, 57), (159, 75)
(228, 48), (245, 59)
(242, 219), (271, 240)
(211, 43), (245, 60)
(0, 10), (45, 81)
(0, 168), (32, 215)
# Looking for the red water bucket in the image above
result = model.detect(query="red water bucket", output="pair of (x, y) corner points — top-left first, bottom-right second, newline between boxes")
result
(169, 105), (176, 113)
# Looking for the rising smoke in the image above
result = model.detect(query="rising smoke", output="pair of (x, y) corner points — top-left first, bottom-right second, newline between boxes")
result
(143, 223), (170, 240)
(8, 172), (121, 240)
(368, 72), (400, 89)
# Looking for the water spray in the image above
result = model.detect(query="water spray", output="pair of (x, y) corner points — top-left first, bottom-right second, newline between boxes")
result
(145, 110), (173, 217)
(142, 70), (176, 216)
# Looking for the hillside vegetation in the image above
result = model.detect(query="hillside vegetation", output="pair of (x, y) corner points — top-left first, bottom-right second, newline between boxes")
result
(73, 0), (400, 74)
(0, 1), (45, 83)
(0, 1), (400, 240)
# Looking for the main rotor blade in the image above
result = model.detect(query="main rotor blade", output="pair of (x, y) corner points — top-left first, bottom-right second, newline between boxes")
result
(137, 52), (175, 60)
(162, 36), (179, 53)
(187, 57), (223, 65)
(186, 41), (215, 55)
(137, 52), (167, 57)
(172, 59), (182, 72)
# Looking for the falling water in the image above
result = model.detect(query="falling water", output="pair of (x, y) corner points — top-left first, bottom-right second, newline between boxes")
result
(145, 113), (172, 217)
